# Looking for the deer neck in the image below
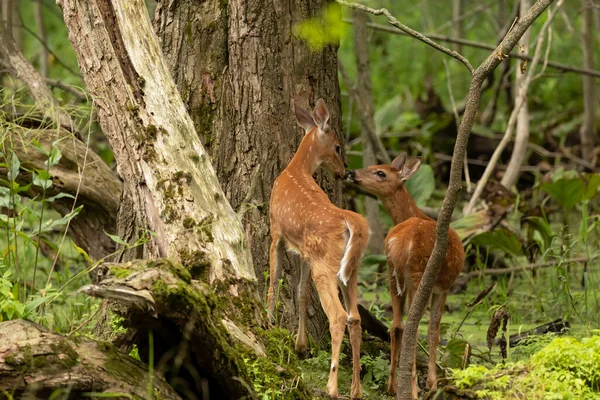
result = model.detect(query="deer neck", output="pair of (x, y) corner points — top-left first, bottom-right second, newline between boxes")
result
(288, 129), (321, 176)
(381, 188), (431, 225)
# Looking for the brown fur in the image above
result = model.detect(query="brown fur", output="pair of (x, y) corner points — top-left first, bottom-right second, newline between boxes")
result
(348, 153), (465, 399)
(267, 99), (369, 399)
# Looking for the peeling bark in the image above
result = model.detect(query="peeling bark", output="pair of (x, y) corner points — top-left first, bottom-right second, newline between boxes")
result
(0, 319), (182, 400)
(57, 0), (254, 282)
(154, 0), (341, 339)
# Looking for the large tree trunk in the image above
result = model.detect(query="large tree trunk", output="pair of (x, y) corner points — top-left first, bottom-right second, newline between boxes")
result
(58, 0), (253, 282)
(153, 0), (342, 339)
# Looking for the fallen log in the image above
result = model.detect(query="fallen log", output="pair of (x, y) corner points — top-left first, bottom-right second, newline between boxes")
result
(0, 319), (181, 400)
(505, 318), (570, 348)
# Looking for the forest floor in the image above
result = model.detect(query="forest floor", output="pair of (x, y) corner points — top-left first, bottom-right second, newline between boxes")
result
(302, 260), (600, 399)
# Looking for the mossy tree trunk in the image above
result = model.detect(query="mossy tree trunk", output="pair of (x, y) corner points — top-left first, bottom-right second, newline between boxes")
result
(57, 0), (254, 282)
(153, 0), (342, 340)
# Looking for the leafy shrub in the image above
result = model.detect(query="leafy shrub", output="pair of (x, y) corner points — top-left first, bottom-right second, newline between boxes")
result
(451, 336), (600, 399)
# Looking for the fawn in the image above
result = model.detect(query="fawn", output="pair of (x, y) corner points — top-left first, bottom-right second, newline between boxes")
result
(267, 99), (369, 399)
(347, 153), (464, 398)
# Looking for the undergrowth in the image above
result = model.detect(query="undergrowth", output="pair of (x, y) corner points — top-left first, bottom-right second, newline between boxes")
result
(452, 335), (600, 399)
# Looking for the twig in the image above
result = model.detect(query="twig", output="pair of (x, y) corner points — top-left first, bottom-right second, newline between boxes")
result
(443, 59), (471, 192)
(464, 256), (597, 279)
(433, 152), (539, 172)
(45, 78), (88, 101)
(465, 0), (563, 215)
(15, 21), (81, 78)
(336, 1), (475, 74)
(338, 61), (391, 164)
(340, 20), (600, 79)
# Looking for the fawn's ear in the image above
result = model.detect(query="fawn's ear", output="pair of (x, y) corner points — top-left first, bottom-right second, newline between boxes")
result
(294, 100), (316, 133)
(400, 157), (422, 183)
(391, 153), (407, 171)
(312, 98), (331, 135)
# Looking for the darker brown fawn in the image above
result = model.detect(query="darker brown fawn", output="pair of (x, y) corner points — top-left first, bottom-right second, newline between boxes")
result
(347, 153), (464, 399)
(267, 99), (369, 399)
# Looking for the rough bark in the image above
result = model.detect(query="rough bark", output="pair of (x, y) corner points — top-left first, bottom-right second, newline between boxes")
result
(2, 127), (121, 261)
(75, 259), (270, 400)
(580, 0), (597, 163)
(57, 0), (254, 282)
(353, 10), (385, 255)
(0, 319), (182, 400)
(501, 0), (532, 188)
(393, 1), (556, 398)
(154, 0), (342, 339)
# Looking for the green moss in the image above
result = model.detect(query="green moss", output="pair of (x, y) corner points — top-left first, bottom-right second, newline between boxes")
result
(196, 103), (215, 146)
(109, 266), (132, 279)
(145, 124), (157, 140)
(183, 217), (196, 229)
(240, 327), (311, 400)
(185, 21), (194, 45)
(180, 248), (211, 281)
(188, 153), (201, 162)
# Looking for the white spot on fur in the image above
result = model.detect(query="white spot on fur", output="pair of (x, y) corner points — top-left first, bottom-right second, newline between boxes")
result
(338, 220), (353, 286)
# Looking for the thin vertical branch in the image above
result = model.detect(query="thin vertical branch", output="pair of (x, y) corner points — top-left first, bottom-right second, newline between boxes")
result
(395, 1), (556, 398)
(501, 0), (533, 188)
(443, 59), (471, 192)
(465, 0), (562, 215)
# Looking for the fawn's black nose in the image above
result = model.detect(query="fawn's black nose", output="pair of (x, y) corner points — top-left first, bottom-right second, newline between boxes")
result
(345, 170), (355, 180)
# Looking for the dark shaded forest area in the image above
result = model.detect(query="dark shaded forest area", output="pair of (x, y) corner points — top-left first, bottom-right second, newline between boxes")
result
(0, 0), (599, 399)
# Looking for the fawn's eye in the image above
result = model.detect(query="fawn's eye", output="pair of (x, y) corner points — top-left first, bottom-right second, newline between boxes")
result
(335, 145), (341, 154)
(375, 171), (386, 178)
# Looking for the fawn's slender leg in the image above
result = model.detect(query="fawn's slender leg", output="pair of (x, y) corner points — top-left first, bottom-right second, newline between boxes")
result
(314, 270), (347, 399)
(386, 278), (406, 395)
(340, 273), (363, 399)
(267, 231), (284, 322)
(427, 291), (448, 391)
(295, 260), (311, 354)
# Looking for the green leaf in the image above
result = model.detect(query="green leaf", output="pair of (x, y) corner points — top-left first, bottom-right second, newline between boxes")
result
(7, 153), (20, 181)
(105, 232), (129, 247)
(44, 193), (75, 203)
(293, 4), (345, 51)
(405, 164), (435, 207)
(524, 216), (555, 253)
(470, 229), (523, 258)
(541, 177), (585, 211)
(583, 173), (600, 201)
(33, 170), (53, 189)
(46, 146), (62, 167)
(72, 242), (93, 263)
